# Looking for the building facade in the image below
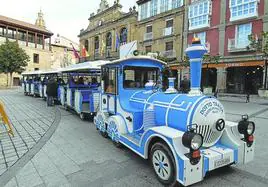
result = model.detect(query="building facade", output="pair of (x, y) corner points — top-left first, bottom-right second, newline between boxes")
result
(0, 11), (53, 86)
(78, 0), (138, 61)
(0, 12), (80, 87)
(51, 34), (79, 69)
(177, 0), (268, 94)
(136, 0), (185, 62)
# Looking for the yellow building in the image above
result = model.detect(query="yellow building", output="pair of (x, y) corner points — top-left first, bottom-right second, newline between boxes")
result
(78, 0), (138, 61)
(136, 0), (185, 63)
(0, 11), (53, 86)
(0, 11), (79, 87)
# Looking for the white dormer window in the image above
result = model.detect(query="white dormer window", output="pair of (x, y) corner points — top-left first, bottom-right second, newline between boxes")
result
(236, 23), (252, 48)
(160, 0), (169, 13)
(230, 0), (258, 22)
(188, 0), (211, 31)
(172, 0), (183, 9)
(140, 2), (149, 20)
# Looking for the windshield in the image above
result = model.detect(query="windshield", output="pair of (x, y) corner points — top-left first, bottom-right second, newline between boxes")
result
(123, 66), (159, 89)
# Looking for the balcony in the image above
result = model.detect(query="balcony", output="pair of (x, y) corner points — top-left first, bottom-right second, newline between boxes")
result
(228, 38), (251, 53)
(144, 32), (153, 41)
(163, 27), (173, 37)
(160, 50), (176, 58)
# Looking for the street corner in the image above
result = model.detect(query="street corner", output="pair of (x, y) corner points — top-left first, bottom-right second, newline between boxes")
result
(0, 90), (60, 182)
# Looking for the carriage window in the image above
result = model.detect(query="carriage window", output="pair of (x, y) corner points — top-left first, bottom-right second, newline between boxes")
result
(123, 66), (159, 88)
(103, 68), (117, 94)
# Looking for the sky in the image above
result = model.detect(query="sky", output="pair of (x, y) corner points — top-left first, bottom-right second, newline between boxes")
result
(0, 0), (137, 43)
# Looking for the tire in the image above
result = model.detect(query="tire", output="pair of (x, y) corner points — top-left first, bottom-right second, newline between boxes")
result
(150, 142), (177, 186)
(113, 141), (123, 148)
(100, 131), (108, 138)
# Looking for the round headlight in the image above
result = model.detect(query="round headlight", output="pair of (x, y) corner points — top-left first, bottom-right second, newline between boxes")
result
(191, 134), (203, 150)
(247, 122), (255, 135)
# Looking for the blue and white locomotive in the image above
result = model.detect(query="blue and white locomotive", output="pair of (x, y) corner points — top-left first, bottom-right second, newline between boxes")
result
(94, 39), (255, 186)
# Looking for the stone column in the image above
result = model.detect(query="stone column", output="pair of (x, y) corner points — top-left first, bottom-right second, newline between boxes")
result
(42, 34), (45, 49)
(16, 28), (18, 42)
(216, 67), (227, 92)
(35, 33), (37, 48)
(49, 37), (51, 51)
(219, 0), (227, 56)
(26, 31), (28, 47)
(5, 26), (8, 41)
(263, 0), (268, 32)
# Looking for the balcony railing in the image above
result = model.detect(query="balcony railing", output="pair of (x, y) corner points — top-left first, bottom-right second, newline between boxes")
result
(144, 32), (153, 41)
(228, 38), (250, 52)
(163, 27), (173, 36)
(160, 50), (176, 58)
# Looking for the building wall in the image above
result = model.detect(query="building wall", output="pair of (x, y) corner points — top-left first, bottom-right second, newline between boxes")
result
(79, 3), (138, 61)
(0, 36), (51, 87)
(137, 8), (184, 57)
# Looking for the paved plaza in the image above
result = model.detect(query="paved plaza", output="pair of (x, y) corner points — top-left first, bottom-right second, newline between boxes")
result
(0, 89), (268, 187)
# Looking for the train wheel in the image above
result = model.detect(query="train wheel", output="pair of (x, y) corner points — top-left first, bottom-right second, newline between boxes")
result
(150, 142), (176, 186)
(100, 131), (108, 138)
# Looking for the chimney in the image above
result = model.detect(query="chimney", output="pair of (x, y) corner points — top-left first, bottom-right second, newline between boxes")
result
(165, 77), (177, 94)
(185, 37), (207, 96)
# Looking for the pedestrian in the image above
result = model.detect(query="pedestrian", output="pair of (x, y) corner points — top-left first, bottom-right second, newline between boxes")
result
(214, 89), (218, 98)
(46, 78), (58, 106)
(246, 92), (250, 103)
(180, 76), (190, 93)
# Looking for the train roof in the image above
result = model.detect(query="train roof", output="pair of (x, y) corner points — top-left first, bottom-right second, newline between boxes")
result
(21, 70), (43, 75)
(60, 60), (110, 73)
(103, 56), (167, 67)
(21, 69), (61, 76)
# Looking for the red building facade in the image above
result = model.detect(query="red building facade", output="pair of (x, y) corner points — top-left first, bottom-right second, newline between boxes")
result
(176, 0), (268, 94)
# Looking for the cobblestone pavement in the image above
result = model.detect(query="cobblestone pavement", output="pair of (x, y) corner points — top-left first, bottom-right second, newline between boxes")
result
(1, 90), (268, 187)
(0, 90), (56, 175)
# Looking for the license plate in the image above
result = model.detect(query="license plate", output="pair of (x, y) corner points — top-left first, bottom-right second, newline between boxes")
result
(214, 157), (230, 168)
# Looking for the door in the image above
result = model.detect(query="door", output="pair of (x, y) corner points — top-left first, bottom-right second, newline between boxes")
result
(103, 67), (117, 114)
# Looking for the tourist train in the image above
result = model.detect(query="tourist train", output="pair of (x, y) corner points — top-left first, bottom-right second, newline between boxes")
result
(21, 39), (255, 186)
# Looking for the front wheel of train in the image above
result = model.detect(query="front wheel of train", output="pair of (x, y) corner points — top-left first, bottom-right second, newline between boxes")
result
(100, 131), (108, 138)
(150, 142), (177, 186)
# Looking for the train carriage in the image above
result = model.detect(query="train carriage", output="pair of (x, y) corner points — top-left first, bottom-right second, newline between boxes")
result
(60, 60), (109, 119)
(39, 69), (62, 100)
(94, 40), (255, 186)
(21, 70), (42, 96)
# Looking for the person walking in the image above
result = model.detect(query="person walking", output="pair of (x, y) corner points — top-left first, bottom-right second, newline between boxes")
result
(46, 78), (58, 106)
(246, 92), (250, 103)
(180, 76), (190, 93)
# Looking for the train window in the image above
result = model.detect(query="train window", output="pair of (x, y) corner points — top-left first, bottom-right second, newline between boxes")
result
(104, 68), (117, 94)
(123, 66), (159, 89)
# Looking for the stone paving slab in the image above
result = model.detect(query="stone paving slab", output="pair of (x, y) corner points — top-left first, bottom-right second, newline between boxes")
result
(1, 90), (268, 187)
(0, 90), (56, 176)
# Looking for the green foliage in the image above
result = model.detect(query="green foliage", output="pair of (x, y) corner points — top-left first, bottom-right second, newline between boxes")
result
(202, 53), (220, 64)
(0, 40), (29, 74)
(248, 32), (268, 55)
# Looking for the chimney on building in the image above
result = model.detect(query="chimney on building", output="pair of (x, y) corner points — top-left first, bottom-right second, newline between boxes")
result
(35, 9), (46, 29)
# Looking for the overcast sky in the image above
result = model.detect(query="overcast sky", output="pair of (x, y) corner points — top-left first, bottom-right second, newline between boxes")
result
(0, 0), (137, 43)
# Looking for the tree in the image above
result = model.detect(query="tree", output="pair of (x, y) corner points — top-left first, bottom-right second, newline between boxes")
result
(248, 32), (268, 89)
(0, 40), (29, 87)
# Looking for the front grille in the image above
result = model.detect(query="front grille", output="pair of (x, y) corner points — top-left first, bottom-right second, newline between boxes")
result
(196, 125), (222, 147)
